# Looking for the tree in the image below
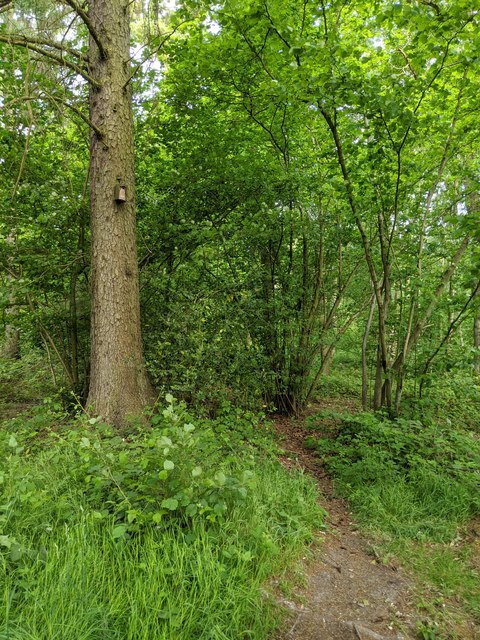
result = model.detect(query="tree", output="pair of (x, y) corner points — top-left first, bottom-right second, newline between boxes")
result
(200, 0), (479, 412)
(1, 0), (154, 424)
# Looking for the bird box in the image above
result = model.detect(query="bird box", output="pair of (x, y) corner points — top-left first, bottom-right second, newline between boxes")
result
(114, 181), (126, 203)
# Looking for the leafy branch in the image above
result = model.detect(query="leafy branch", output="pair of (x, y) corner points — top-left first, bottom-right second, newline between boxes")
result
(0, 34), (99, 86)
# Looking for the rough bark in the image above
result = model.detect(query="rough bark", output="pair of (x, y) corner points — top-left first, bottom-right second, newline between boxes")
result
(86, 0), (154, 425)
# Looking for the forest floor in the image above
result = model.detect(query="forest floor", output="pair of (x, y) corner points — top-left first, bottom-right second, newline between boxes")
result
(272, 400), (479, 640)
(1, 356), (478, 640)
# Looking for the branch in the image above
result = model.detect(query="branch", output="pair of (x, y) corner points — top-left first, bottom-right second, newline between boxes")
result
(393, 234), (471, 370)
(421, 0), (441, 16)
(0, 34), (99, 86)
(60, 0), (108, 59)
(123, 19), (193, 88)
(0, 33), (88, 62)
(397, 47), (418, 79)
(42, 90), (104, 139)
(26, 294), (75, 386)
(0, 0), (13, 14)
(421, 282), (480, 379)
(11, 59), (35, 200)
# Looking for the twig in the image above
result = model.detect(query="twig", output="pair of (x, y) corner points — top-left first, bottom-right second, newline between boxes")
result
(60, 0), (108, 59)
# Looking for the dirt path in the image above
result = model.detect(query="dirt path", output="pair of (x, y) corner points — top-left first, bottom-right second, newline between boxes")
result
(273, 412), (418, 640)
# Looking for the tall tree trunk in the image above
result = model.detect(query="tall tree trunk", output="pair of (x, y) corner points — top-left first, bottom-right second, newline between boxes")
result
(373, 346), (383, 410)
(86, 0), (154, 425)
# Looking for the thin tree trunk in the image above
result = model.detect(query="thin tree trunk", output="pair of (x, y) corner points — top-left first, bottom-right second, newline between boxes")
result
(392, 234), (470, 373)
(320, 107), (391, 406)
(86, 0), (154, 425)
(419, 282), (480, 395)
(362, 295), (375, 410)
(2, 235), (20, 359)
(394, 297), (415, 414)
(373, 347), (383, 410)
(69, 265), (79, 388)
(475, 313), (480, 374)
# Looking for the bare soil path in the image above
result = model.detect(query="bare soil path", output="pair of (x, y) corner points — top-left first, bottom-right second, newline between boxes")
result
(273, 408), (418, 640)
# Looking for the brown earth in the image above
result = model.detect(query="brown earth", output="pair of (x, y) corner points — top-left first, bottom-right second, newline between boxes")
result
(272, 409), (419, 640)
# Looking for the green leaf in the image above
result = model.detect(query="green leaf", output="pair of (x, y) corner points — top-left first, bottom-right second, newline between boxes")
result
(127, 510), (138, 523)
(112, 525), (127, 539)
(10, 543), (23, 562)
(165, 393), (174, 404)
(192, 466), (202, 477)
(0, 535), (12, 549)
(164, 460), (175, 470)
(8, 435), (18, 449)
(185, 503), (197, 517)
(152, 511), (165, 523)
(215, 471), (226, 486)
(161, 498), (178, 510)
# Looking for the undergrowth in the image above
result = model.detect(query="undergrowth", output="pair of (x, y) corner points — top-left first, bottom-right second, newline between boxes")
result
(0, 395), (324, 639)
(307, 376), (480, 638)
(0, 353), (56, 417)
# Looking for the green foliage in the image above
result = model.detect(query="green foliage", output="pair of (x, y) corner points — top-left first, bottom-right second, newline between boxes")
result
(3, 0), (480, 415)
(0, 399), (324, 639)
(309, 411), (480, 542)
(0, 353), (58, 420)
(307, 372), (480, 632)
(412, 370), (480, 432)
(2, 397), (268, 534)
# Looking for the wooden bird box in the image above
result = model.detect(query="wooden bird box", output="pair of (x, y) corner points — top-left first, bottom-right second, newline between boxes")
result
(114, 181), (126, 203)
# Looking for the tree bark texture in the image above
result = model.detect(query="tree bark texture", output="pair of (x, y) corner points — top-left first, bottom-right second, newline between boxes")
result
(86, 0), (154, 425)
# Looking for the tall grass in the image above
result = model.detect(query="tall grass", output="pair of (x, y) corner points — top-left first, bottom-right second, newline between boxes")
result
(0, 409), (323, 640)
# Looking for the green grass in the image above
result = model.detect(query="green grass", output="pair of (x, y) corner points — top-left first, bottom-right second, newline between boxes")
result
(391, 540), (480, 619)
(0, 398), (324, 640)
(1, 474), (317, 640)
(307, 392), (480, 638)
